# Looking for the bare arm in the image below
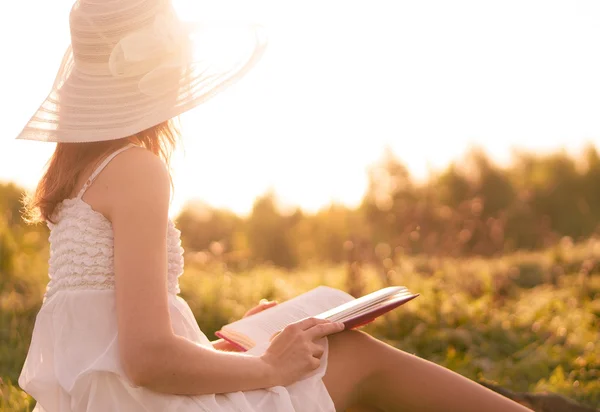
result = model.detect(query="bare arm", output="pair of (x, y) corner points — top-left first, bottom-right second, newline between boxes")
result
(108, 149), (275, 395)
(106, 148), (343, 395)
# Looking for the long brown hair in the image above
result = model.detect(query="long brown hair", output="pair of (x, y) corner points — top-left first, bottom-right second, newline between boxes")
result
(25, 119), (180, 224)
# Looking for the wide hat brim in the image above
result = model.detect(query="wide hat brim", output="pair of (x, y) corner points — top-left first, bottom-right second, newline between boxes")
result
(16, 22), (267, 143)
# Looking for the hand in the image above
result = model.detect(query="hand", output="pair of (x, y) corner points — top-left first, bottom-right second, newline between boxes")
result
(260, 317), (345, 387)
(243, 299), (278, 318)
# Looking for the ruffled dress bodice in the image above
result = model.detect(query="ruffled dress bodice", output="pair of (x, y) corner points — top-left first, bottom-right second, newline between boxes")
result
(44, 197), (184, 300)
(19, 149), (334, 412)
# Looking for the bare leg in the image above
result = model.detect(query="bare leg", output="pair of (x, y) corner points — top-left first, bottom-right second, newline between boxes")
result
(323, 330), (533, 412)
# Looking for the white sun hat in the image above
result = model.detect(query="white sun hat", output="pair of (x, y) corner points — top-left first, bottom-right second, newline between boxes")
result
(16, 0), (267, 143)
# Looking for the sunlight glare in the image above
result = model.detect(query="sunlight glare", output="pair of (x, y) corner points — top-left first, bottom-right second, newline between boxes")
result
(2, 0), (600, 217)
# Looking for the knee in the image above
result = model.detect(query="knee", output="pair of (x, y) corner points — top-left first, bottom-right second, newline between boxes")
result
(327, 330), (385, 375)
(328, 329), (374, 353)
(328, 329), (409, 374)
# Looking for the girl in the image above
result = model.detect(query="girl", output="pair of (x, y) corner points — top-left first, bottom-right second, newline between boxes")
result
(17, 0), (532, 411)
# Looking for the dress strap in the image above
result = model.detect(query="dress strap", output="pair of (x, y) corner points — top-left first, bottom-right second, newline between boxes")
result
(76, 144), (137, 199)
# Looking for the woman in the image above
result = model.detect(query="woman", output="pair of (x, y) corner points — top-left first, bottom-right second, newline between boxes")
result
(17, 0), (532, 411)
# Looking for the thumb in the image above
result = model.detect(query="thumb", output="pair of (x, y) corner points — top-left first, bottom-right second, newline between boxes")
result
(244, 300), (278, 317)
(260, 299), (278, 308)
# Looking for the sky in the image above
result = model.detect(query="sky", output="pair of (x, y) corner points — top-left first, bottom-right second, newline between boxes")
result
(1, 0), (600, 216)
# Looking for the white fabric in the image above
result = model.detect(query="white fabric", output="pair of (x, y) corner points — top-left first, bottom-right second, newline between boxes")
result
(19, 152), (335, 411)
(15, 0), (267, 143)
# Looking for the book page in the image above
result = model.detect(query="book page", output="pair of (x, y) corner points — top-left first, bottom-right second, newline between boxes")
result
(244, 288), (419, 357)
(316, 286), (407, 321)
(221, 286), (354, 346)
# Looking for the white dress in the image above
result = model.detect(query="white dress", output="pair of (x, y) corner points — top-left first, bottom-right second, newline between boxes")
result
(19, 145), (335, 412)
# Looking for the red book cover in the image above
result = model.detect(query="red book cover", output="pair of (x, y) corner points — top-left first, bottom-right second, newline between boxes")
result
(339, 293), (419, 330)
(216, 291), (419, 352)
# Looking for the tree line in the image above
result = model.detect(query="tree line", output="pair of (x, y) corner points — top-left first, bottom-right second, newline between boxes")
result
(177, 145), (600, 268)
(3, 145), (600, 269)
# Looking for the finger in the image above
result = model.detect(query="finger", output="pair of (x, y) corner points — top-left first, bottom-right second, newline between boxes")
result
(254, 301), (277, 315)
(269, 331), (281, 342)
(245, 301), (277, 317)
(259, 300), (278, 309)
(294, 317), (332, 331)
(311, 343), (325, 359)
(244, 307), (261, 317)
(306, 321), (345, 339)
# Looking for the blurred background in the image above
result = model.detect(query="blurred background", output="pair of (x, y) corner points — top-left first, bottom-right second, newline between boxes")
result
(1, 0), (600, 411)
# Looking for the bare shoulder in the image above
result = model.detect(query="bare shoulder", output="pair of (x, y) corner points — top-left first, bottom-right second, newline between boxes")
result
(106, 146), (169, 186)
(93, 146), (171, 219)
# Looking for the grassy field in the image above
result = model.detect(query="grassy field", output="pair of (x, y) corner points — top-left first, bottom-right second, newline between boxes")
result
(1, 238), (599, 411)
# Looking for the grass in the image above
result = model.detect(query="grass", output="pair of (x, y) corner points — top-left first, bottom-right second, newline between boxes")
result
(1, 239), (599, 411)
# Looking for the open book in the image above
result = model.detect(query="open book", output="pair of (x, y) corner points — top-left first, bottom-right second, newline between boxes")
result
(215, 286), (419, 352)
